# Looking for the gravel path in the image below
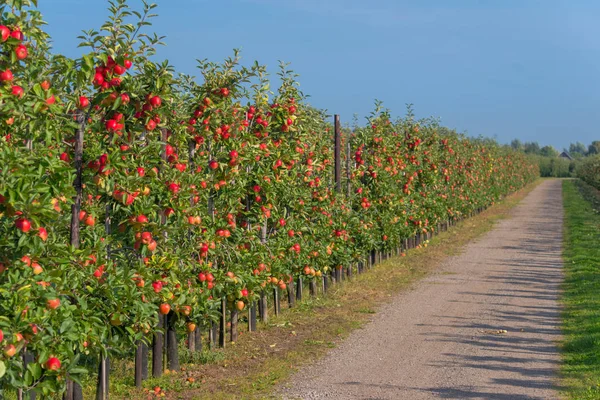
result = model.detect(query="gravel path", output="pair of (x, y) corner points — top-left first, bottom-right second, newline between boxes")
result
(282, 180), (564, 400)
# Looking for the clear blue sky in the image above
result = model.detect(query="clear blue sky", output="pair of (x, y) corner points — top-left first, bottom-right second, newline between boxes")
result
(38, 0), (600, 151)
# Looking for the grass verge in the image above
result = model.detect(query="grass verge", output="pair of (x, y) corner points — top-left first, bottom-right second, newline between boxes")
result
(93, 181), (541, 400)
(561, 180), (600, 399)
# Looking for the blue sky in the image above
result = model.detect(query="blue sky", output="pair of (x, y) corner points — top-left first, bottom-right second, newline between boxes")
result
(38, 0), (600, 151)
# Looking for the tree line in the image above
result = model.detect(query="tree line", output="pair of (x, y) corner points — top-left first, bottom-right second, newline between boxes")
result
(510, 139), (600, 158)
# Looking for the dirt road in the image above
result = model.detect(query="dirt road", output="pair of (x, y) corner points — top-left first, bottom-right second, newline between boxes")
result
(282, 180), (563, 400)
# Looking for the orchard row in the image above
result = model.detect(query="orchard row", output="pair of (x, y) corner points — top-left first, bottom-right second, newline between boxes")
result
(0, 0), (539, 397)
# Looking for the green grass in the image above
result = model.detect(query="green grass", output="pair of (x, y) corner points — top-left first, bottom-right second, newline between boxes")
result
(561, 180), (600, 399)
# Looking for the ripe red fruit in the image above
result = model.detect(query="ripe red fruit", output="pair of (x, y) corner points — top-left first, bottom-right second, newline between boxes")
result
(78, 96), (90, 108)
(209, 160), (218, 170)
(198, 272), (207, 282)
(147, 240), (157, 252)
(141, 231), (153, 244)
(47, 298), (60, 310)
(105, 119), (118, 131)
(10, 29), (24, 41)
(11, 85), (24, 98)
(167, 182), (180, 194)
(152, 281), (163, 293)
(113, 64), (126, 75)
(278, 218), (286, 227)
(220, 88), (230, 97)
(0, 69), (13, 82)
(136, 215), (148, 224)
(145, 119), (157, 131)
(229, 150), (238, 159)
(46, 95), (56, 105)
(124, 59), (133, 69)
(136, 167), (145, 177)
(41, 80), (51, 90)
(38, 227), (48, 242)
(120, 93), (130, 104)
(159, 303), (171, 315)
(0, 26), (9, 42)
(15, 218), (31, 232)
(45, 357), (61, 371)
(149, 96), (161, 107)
(84, 215), (95, 227)
(15, 44), (27, 60)
(4, 344), (16, 358)
(287, 229), (295, 237)
(0, 329), (3, 342)
(93, 72), (104, 86)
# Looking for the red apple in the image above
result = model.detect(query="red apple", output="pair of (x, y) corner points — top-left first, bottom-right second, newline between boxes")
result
(78, 96), (90, 109)
(45, 357), (61, 371)
(47, 298), (60, 310)
(15, 218), (31, 232)
(147, 240), (157, 252)
(84, 215), (95, 227)
(11, 85), (24, 98)
(4, 344), (16, 358)
(0, 69), (13, 82)
(14, 44), (27, 60)
(0, 26), (9, 42)
(149, 96), (161, 107)
(10, 29), (23, 41)
(159, 303), (171, 315)
(38, 227), (48, 241)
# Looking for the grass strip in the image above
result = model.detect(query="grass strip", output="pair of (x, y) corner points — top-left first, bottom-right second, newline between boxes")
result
(561, 180), (600, 399)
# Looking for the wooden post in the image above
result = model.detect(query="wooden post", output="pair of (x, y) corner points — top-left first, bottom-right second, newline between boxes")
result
(135, 340), (148, 387)
(249, 302), (257, 332)
(209, 322), (217, 350)
(152, 314), (164, 377)
(230, 308), (239, 342)
(135, 342), (143, 387)
(23, 352), (35, 400)
(195, 325), (202, 352)
(273, 287), (281, 316)
(309, 280), (317, 297)
(219, 298), (227, 348)
(95, 357), (109, 400)
(259, 291), (268, 323)
(296, 277), (303, 301)
(323, 273), (329, 293)
(166, 311), (179, 371)
(334, 115), (342, 192)
(287, 282), (295, 308)
(187, 330), (196, 352)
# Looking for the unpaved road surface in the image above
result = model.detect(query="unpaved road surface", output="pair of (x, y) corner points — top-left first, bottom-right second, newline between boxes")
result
(282, 180), (563, 400)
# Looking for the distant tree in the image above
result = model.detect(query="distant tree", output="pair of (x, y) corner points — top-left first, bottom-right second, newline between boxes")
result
(569, 142), (587, 156)
(510, 139), (523, 151)
(540, 145), (559, 157)
(523, 141), (541, 155)
(588, 141), (600, 155)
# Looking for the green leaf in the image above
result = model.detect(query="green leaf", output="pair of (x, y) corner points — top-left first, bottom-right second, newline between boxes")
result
(0, 361), (5, 378)
(28, 362), (42, 380)
(60, 319), (74, 334)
